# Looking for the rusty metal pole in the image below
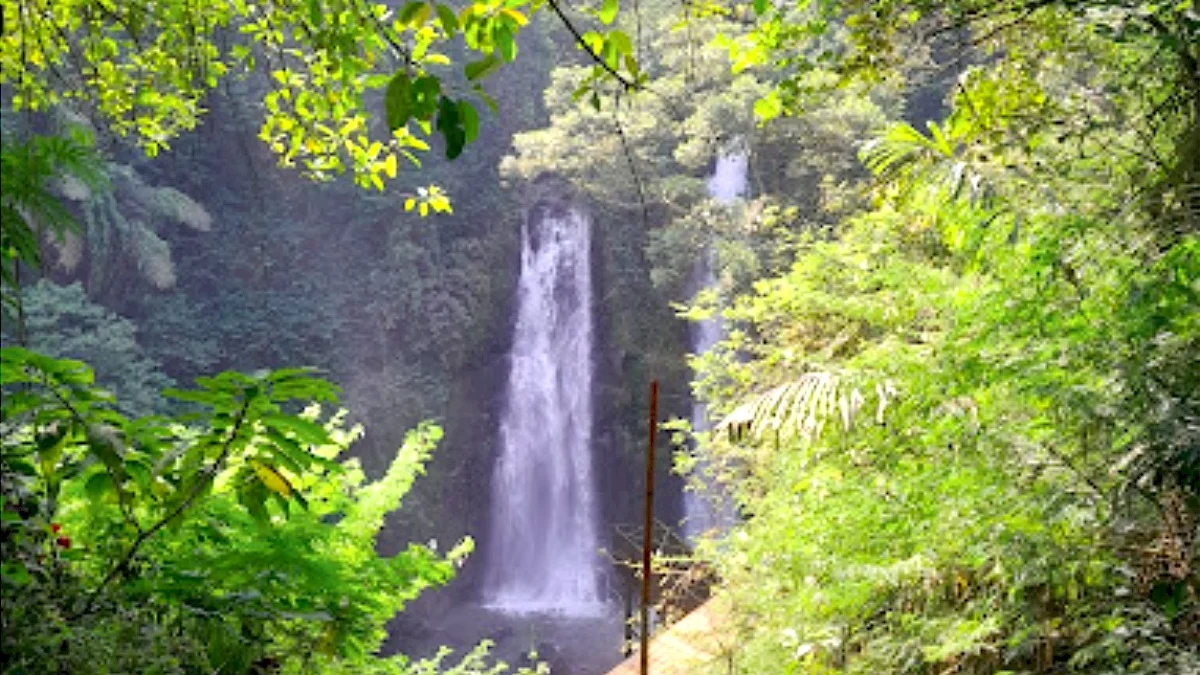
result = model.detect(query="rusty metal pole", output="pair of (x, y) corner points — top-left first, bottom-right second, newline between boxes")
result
(640, 380), (659, 675)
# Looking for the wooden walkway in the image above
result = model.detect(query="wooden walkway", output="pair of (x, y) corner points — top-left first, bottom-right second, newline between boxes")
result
(604, 597), (731, 675)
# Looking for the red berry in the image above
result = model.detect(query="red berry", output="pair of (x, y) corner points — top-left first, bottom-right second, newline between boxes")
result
(51, 523), (62, 534)
(56, 536), (70, 549)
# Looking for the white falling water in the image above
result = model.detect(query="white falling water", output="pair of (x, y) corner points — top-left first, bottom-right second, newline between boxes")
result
(483, 203), (604, 616)
(682, 152), (747, 543)
(706, 152), (749, 204)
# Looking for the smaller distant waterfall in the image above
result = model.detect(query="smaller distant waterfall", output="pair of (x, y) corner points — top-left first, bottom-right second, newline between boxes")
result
(706, 152), (749, 203)
(682, 152), (746, 543)
(482, 201), (604, 616)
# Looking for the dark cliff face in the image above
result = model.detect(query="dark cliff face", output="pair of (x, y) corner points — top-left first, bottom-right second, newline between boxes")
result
(585, 190), (691, 575)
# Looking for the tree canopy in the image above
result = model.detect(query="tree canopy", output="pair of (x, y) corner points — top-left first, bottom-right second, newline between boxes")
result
(1, 0), (652, 189)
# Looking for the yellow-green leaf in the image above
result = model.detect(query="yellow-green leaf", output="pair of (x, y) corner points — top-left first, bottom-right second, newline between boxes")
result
(253, 461), (293, 497)
(599, 0), (618, 25)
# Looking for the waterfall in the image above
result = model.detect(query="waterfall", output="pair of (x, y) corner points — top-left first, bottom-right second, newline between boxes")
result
(483, 201), (604, 616)
(682, 152), (747, 543)
(706, 152), (749, 203)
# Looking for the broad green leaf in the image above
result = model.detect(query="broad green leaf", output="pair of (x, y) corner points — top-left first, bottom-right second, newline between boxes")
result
(496, 25), (517, 61)
(412, 2), (432, 26)
(754, 93), (783, 121)
(599, 0), (618, 24)
(464, 55), (500, 81)
(6, 459), (37, 476)
(87, 424), (125, 480)
(602, 39), (619, 69)
(261, 414), (331, 446)
(581, 30), (604, 53)
(411, 76), (441, 119)
(239, 479), (270, 526)
(125, 458), (153, 490)
(268, 378), (339, 403)
(436, 3), (458, 33)
(85, 470), (114, 502)
(1, 562), (31, 587)
(163, 387), (221, 405)
(459, 100), (479, 143)
(263, 428), (310, 473)
(386, 71), (412, 131)
(398, 1), (430, 25)
(624, 53), (640, 79)
(436, 96), (466, 159)
(473, 85), (499, 112)
(608, 30), (632, 56)
(501, 8), (527, 26)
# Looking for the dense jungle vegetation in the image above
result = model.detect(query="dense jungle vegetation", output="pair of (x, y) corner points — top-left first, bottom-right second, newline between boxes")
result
(1, 0), (1197, 673)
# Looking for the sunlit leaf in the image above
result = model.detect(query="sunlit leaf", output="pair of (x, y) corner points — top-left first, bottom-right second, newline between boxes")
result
(599, 0), (618, 24)
(253, 461), (293, 497)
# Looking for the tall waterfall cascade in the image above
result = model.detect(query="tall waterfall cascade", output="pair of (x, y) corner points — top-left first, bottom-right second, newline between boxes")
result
(682, 152), (747, 543)
(483, 201), (604, 616)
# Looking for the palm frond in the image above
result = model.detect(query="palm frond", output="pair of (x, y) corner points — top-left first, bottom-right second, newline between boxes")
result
(860, 121), (990, 205)
(716, 372), (893, 443)
(860, 121), (955, 180)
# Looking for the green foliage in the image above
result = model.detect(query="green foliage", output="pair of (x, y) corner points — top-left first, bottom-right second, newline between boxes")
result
(504, 9), (892, 305)
(712, 223), (1194, 670)
(0, 113), (536, 670)
(2, 0), (445, 187)
(0, 0), (646, 200)
(14, 280), (174, 417)
(694, 199), (1197, 672)
(72, 161), (213, 293)
(0, 345), (532, 673)
(664, 2), (1200, 673)
(1, 108), (214, 304)
(0, 126), (103, 310)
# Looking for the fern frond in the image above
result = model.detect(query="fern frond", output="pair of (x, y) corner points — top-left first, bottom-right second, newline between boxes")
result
(131, 226), (176, 290)
(119, 165), (213, 231)
(53, 232), (84, 271)
(150, 187), (212, 231)
(0, 130), (103, 306)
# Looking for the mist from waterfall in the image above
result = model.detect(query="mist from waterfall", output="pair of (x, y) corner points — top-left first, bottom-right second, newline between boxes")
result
(682, 151), (746, 543)
(482, 203), (604, 616)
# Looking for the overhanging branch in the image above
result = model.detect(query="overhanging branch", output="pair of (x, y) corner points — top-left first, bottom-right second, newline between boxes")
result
(545, 0), (637, 91)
